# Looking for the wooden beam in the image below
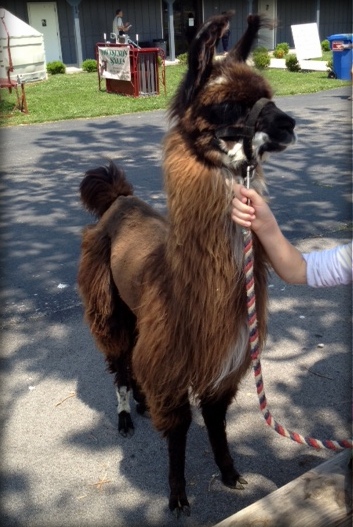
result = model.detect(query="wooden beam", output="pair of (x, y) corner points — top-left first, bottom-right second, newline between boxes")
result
(214, 450), (352, 527)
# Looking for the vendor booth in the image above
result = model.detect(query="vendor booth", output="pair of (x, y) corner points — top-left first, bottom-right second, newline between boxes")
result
(96, 43), (166, 98)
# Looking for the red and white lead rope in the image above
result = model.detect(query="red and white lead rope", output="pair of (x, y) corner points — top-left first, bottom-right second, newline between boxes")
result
(242, 167), (352, 451)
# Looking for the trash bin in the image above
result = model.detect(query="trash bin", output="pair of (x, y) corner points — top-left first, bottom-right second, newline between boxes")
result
(327, 33), (353, 80)
(153, 38), (167, 56)
(139, 41), (153, 48)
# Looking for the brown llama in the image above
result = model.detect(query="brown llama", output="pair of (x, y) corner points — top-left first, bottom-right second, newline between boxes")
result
(78, 12), (296, 516)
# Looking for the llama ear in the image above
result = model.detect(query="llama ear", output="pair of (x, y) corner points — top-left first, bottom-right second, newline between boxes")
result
(187, 11), (234, 94)
(171, 11), (234, 113)
(229, 14), (275, 62)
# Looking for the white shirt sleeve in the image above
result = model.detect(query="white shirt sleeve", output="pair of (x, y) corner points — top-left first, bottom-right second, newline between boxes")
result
(303, 242), (352, 288)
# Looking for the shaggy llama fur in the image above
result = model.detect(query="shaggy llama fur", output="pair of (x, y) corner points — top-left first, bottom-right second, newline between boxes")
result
(78, 11), (296, 516)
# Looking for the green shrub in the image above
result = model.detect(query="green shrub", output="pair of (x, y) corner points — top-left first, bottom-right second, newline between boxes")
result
(321, 39), (330, 52)
(47, 61), (66, 74)
(252, 46), (268, 56)
(273, 48), (285, 58)
(326, 58), (336, 78)
(285, 53), (301, 72)
(275, 42), (290, 55)
(176, 52), (188, 65)
(82, 59), (97, 72)
(253, 51), (270, 70)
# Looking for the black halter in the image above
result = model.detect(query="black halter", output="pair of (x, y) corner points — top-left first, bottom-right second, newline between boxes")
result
(242, 97), (271, 165)
(214, 97), (272, 168)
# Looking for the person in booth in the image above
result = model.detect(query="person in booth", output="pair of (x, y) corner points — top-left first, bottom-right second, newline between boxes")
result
(113, 8), (131, 37)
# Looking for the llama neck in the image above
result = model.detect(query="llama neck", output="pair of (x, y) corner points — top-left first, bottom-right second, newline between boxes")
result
(161, 130), (252, 396)
(163, 131), (244, 287)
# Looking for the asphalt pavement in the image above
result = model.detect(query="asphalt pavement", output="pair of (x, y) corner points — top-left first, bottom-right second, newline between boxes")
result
(0, 86), (352, 527)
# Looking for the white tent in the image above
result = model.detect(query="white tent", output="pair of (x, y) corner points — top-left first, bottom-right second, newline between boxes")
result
(0, 7), (47, 83)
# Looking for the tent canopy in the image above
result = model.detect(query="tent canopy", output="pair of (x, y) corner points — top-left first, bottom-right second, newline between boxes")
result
(0, 8), (47, 83)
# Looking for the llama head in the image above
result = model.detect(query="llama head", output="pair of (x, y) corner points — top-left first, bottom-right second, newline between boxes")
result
(169, 12), (296, 172)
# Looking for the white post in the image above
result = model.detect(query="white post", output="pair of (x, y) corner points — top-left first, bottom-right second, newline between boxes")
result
(66, 0), (83, 67)
(166, 0), (175, 61)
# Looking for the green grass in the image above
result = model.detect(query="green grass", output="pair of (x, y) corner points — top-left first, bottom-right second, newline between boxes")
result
(263, 68), (348, 96)
(0, 63), (349, 127)
(0, 66), (184, 127)
(303, 50), (332, 61)
(315, 50), (332, 61)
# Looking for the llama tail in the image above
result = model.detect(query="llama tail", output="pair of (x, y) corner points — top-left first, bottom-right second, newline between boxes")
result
(80, 161), (133, 218)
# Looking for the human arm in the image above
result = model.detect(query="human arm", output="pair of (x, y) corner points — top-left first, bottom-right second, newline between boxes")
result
(118, 18), (131, 32)
(232, 185), (352, 286)
(231, 184), (307, 284)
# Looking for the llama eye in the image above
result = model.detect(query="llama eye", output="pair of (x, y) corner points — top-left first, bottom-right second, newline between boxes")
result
(221, 134), (240, 142)
(200, 102), (246, 127)
(216, 129), (242, 142)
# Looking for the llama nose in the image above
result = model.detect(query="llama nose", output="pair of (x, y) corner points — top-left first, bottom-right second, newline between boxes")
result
(260, 104), (296, 136)
(276, 112), (295, 131)
(275, 114), (296, 138)
(287, 115), (296, 130)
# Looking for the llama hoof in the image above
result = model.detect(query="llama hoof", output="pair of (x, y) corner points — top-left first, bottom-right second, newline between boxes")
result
(136, 402), (149, 416)
(238, 476), (248, 485)
(169, 496), (191, 518)
(222, 473), (248, 490)
(118, 410), (134, 438)
(171, 505), (191, 519)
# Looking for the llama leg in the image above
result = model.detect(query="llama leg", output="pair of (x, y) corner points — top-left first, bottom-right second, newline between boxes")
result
(115, 385), (134, 437)
(201, 397), (248, 489)
(166, 401), (192, 517)
(130, 377), (148, 416)
(107, 355), (134, 438)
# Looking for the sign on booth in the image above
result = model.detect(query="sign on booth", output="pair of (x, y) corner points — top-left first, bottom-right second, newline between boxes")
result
(98, 46), (131, 81)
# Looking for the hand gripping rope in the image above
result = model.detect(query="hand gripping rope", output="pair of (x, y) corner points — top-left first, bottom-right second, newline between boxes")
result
(242, 166), (353, 451)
